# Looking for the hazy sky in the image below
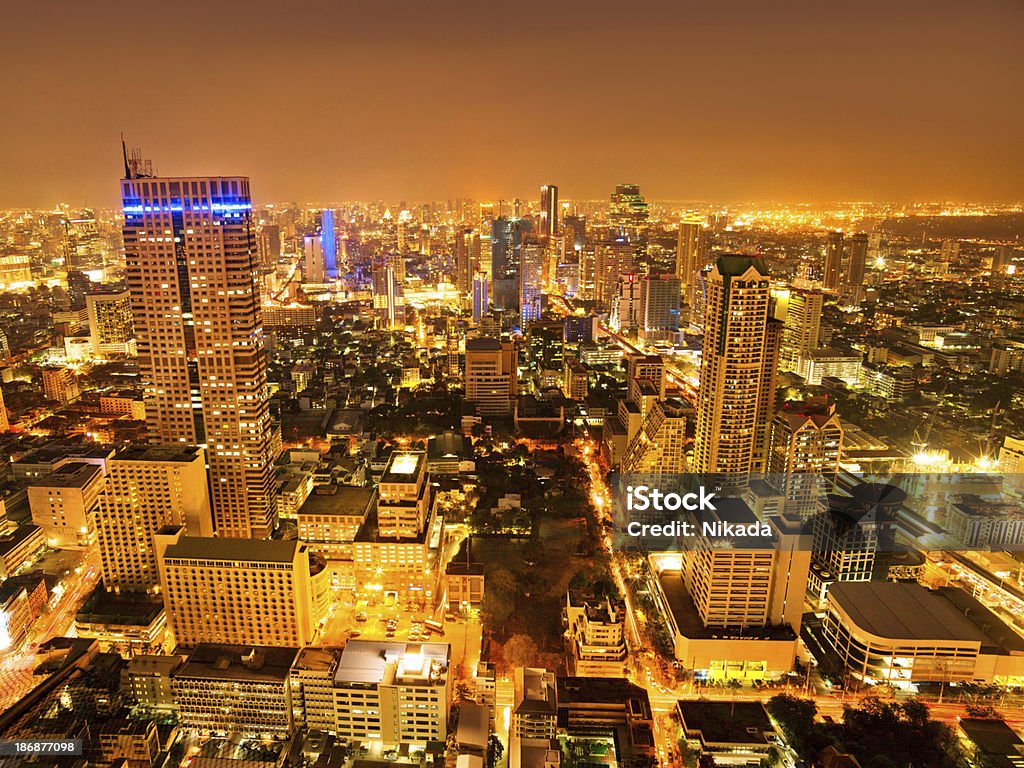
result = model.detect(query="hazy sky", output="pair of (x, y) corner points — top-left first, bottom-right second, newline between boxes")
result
(2, 0), (1022, 208)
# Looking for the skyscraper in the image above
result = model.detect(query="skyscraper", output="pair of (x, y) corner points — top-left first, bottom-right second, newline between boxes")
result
(693, 256), (781, 480)
(767, 396), (843, 518)
(845, 233), (868, 303)
(776, 287), (823, 373)
(610, 274), (643, 335)
(321, 209), (337, 278)
(675, 214), (703, 287)
(303, 234), (325, 282)
(823, 231), (844, 292)
(641, 274), (681, 336)
(455, 228), (480, 294)
(491, 217), (526, 311)
(519, 243), (545, 325)
(608, 184), (649, 234)
(464, 338), (517, 417)
(472, 273), (489, 323)
(121, 164), (277, 538)
(539, 184), (559, 239)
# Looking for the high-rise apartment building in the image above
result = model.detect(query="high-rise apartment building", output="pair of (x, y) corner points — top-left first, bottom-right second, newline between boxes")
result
(520, 242), (545, 325)
(121, 167), (277, 538)
(620, 398), (690, 477)
(303, 234), (325, 282)
(492, 217), (527, 311)
(539, 184), (559, 239)
(594, 238), (636, 306)
(472, 273), (489, 323)
(456, 228), (480, 293)
(96, 446), (213, 593)
(845, 233), (868, 303)
(693, 256), (781, 480)
(767, 397), (843, 518)
(776, 287), (823, 373)
(675, 214), (703, 287)
(464, 338), (517, 417)
(86, 290), (136, 358)
(641, 274), (681, 336)
(155, 529), (327, 647)
(823, 231), (844, 292)
(610, 274), (643, 335)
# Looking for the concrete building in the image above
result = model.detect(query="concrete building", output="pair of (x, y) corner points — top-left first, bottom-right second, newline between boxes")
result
(121, 655), (182, 716)
(649, 507), (810, 680)
(156, 530), (328, 648)
(465, 338), (517, 417)
(171, 644), (299, 736)
(946, 496), (1024, 549)
(98, 718), (160, 767)
(620, 398), (690, 478)
(677, 700), (776, 767)
(96, 446), (213, 593)
(564, 593), (628, 677)
(377, 452), (430, 540)
(87, 290), (136, 358)
(295, 486), (375, 562)
(446, 538), (485, 612)
(0, 524), (46, 579)
(41, 366), (80, 405)
(767, 397), (843, 518)
(513, 668), (558, 742)
(122, 171), (277, 539)
(329, 640), (452, 746)
(556, 677), (656, 761)
(28, 461), (105, 548)
(693, 256), (781, 479)
(777, 287), (823, 373)
(823, 582), (1024, 685)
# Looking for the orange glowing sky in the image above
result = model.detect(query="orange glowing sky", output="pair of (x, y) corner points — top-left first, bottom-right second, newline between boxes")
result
(1, 0), (1022, 207)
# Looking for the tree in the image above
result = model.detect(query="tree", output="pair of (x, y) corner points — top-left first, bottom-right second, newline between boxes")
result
(488, 567), (518, 595)
(766, 694), (817, 756)
(503, 634), (539, 669)
(482, 589), (515, 627)
(486, 735), (504, 768)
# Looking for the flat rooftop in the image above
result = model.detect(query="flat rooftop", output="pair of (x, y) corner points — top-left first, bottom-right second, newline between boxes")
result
(380, 452), (426, 484)
(829, 582), (1024, 652)
(177, 644), (299, 683)
(677, 700), (772, 745)
(658, 569), (796, 641)
(31, 461), (103, 489)
(162, 536), (300, 564)
(112, 445), (204, 463)
(298, 486), (376, 518)
(335, 640), (449, 686)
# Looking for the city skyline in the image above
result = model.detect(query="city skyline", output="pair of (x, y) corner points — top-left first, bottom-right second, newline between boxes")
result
(1, 0), (1023, 208)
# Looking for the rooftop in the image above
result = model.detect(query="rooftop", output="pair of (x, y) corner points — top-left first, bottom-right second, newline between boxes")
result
(335, 640), (449, 686)
(31, 461), (103, 489)
(112, 445), (204, 463)
(162, 535), (300, 564)
(677, 700), (773, 745)
(298, 486), (376, 518)
(828, 582), (1024, 652)
(380, 452), (426, 483)
(292, 646), (342, 673)
(176, 644), (299, 683)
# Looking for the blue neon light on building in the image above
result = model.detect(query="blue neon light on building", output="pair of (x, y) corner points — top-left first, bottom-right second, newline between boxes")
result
(321, 209), (337, 278)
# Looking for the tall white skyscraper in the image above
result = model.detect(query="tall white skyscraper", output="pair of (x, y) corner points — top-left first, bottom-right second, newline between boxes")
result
(121, 160), (277, 538)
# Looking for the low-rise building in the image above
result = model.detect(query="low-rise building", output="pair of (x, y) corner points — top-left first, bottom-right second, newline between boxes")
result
(28, 461), (105, 548)
(121, 655), (182, 716)
(564, 592), (628, 677)
(98, 718), (160, 768)
(171, 644), (299, 737)
(446, 538), (485, 612)
(823, 582), (1024, 685)
(677, 700), (776, 767)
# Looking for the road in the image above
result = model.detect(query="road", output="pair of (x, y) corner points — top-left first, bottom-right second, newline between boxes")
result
(0, 552), (100, 711)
